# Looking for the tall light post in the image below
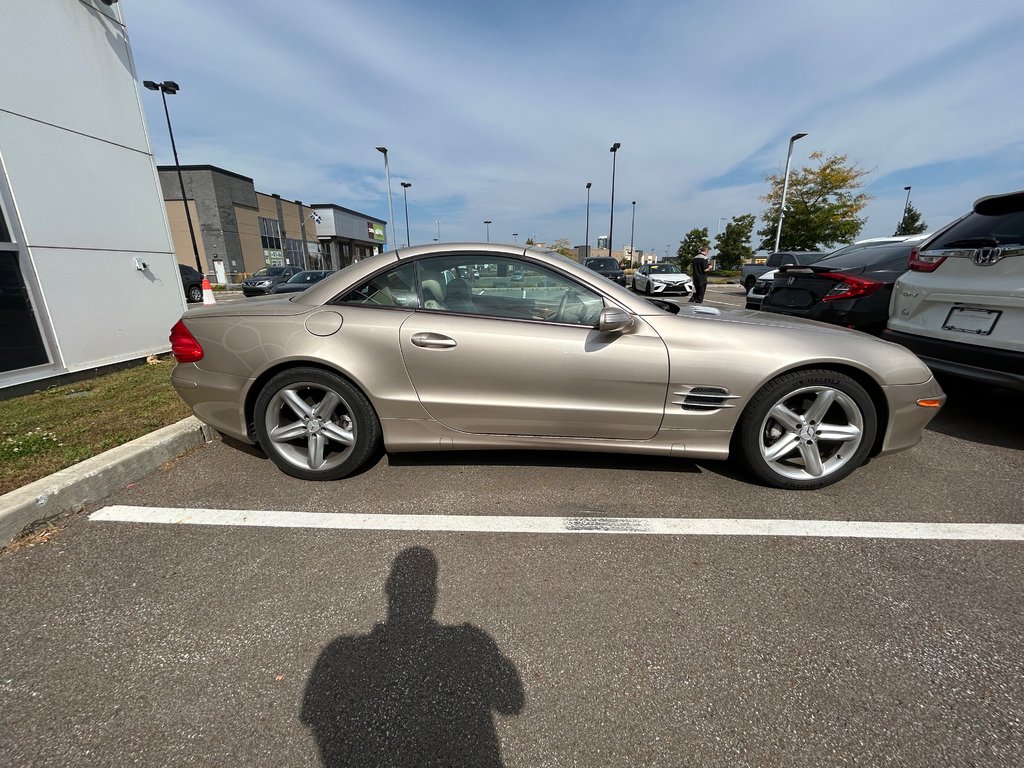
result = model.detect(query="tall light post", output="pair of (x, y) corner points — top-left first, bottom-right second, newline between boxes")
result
(584, 182), (592, 256)
(900, 185), (912, 230)
(773, 132), (807, 253)
(143, 80), (202, 274)
(513, 232), (518, 244)
(400, 182), (412, 247)
(629, 200), (637, 266)
(484, 220), (492, 242)
(435, 220), (441, 243)
(375, 147), (397, 251)
(608, 143), (621, 259)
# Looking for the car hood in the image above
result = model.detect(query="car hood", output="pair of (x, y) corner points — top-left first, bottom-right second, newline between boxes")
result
(648, 273), (692, 282)
(647, 305), (934, 385)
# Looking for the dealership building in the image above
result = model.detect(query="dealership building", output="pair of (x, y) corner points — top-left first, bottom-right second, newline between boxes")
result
(2, 1), (388, 392)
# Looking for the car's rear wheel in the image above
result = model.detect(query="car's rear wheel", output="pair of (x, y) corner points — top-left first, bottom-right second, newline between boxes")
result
(187, 285), (203, 303)
(254, 367), (381, 480)
(735, 369), (876, 490)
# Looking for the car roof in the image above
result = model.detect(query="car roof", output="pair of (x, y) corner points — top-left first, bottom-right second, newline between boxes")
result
(974, 189), (1024, 216)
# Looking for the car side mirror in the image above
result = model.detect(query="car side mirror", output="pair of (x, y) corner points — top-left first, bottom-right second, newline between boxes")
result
(598, 307), (634, 334)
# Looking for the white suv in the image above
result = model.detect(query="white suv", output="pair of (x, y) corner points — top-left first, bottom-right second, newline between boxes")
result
(883, 190), (1024, 391)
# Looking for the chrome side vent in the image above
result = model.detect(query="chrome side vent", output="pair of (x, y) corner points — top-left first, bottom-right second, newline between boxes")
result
(673, 386), (741, 412)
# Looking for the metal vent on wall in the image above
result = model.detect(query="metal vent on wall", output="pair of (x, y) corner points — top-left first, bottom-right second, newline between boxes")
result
(673, 386), (740, 412)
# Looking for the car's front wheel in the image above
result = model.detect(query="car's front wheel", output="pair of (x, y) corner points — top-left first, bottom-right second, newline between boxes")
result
(734, 369), (876, 490)
(254, 367), (382, 480)
(187, 285), (203, 303)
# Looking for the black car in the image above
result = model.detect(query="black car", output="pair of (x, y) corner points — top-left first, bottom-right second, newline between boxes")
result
(584, 257), (627, 286)
(760, 241), (917, 334)
(270, 270), (336, 294)
(179, 263), (204, 303)
(241, 265), (301, 296)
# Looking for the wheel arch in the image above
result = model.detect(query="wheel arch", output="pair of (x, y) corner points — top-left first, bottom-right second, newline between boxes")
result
(735, 362), (890, 457)
(243, 359), (375, 441)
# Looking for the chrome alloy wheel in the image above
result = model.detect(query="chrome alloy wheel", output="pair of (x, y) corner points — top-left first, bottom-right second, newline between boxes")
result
(756, 385), (864, 481)
(263, 382), (356, 471)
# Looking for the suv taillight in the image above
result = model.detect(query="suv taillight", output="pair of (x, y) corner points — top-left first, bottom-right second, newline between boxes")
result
(908, 247), (946, 272)
(819, 273), (884, 302)
(169, 320), (204, 363)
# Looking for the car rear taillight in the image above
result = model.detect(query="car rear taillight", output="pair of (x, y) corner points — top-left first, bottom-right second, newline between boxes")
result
(819, 273), (884, 302)
(169, 320), (204, 363)
(908, 247), (946, 272)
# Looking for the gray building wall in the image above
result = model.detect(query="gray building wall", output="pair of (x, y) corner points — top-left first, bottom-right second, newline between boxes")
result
(1, 0), (183, 390)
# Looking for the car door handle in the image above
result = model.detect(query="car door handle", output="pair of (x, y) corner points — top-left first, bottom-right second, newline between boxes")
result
(410, 332), (457, 349)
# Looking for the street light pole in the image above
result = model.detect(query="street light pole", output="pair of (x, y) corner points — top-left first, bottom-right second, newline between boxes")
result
(584, 182), (592, 258)
(375, 147), (397, 251)
(629, 200), (636, 266)
(608, 143), (621, 260)
(513, 233), (518, 244)
(143, 80), (202, 274)
(899, 185), (912, 231)
(773, 132), (807, 253)
(484, 220), (492, 242)
(435, 220), (441, 243)
(399, 182), (412, 247)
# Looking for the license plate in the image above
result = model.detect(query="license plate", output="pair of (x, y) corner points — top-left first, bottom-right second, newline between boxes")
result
(942, 306), (1000, 335)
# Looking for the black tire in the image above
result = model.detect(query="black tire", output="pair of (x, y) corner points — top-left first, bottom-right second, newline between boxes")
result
(743, 275), (756, 290)
(254, 367), (382, 481)
(631, 279), (638, 292)
(734, 369), (877, 490)
(645, 280), (653, 296)
(744, 302), (757, 310)
(187, 284), (203, 303)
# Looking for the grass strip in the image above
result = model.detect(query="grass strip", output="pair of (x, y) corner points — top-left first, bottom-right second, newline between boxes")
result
(0, 357), (192, 495)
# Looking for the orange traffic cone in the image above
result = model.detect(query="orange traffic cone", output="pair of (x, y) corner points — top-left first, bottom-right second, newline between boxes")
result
(202, 278), (216, 305)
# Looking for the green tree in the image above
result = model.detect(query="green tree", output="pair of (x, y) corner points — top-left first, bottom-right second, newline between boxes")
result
(549, 238), (576, 258)
(677, 227), (710, 271)
(713, 214), (756, 270)
(894, 202), (928, 236)
(757, 151), (872, 251)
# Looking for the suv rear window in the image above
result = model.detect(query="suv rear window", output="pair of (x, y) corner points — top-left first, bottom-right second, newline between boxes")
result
(927, 211), (1024, 248)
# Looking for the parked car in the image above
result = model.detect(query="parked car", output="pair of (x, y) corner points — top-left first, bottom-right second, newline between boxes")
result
(270, 270), (336, 294)
(632, 262), (694, 296)
(741, 251), (826, 290)
(170, 243), (944, 491)
(883, 189), (1024, 391)
(179, 263), (204, 303)
(241, 265), (301, 296)
(745, 238), (923, 310)
(583, 257), (627, 286)
(759, 241), (922, 334)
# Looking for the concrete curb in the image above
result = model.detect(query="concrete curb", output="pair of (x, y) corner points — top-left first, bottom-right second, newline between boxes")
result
(0, 416), (216, 548)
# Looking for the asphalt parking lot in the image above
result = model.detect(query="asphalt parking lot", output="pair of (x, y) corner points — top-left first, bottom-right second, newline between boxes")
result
(2, 284), (1022, 767)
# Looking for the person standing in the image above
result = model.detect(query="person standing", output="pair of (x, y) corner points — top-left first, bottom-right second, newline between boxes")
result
(689, 246), (712, 303)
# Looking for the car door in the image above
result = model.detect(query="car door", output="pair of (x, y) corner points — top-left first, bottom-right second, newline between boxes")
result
(397, 253), (670, 440)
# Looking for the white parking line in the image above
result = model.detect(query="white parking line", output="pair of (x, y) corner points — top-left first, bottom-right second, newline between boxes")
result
(90, 506), (1024, 541)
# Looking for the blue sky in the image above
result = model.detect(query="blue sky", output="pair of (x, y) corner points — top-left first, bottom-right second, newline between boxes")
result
(126, 0), (1024, 257)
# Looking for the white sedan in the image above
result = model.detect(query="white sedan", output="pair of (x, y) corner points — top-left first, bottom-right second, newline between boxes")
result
(632, 263), (694, 296)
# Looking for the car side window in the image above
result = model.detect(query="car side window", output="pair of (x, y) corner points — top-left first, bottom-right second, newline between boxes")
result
(337, 263), (419, 308)
(413, 255), (604, 326)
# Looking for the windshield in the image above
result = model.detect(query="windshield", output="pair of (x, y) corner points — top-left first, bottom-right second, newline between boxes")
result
(253, 267), (287, 278)
(926, 210), (1024, 248)
(813, 242), (913, 269)
(586, 258), (620, 270)
(649, 263), (681, 274)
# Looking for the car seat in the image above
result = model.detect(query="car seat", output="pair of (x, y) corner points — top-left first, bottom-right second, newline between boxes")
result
(444, 278), (476, 313)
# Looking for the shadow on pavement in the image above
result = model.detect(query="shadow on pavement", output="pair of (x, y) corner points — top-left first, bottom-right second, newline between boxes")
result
(300, 547), (524, 767)
(926, 377), (1023, 451)
(388, 449), (702, 474)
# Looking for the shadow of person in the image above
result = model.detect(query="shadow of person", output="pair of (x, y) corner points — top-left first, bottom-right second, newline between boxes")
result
(301, 547), (524, 767)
